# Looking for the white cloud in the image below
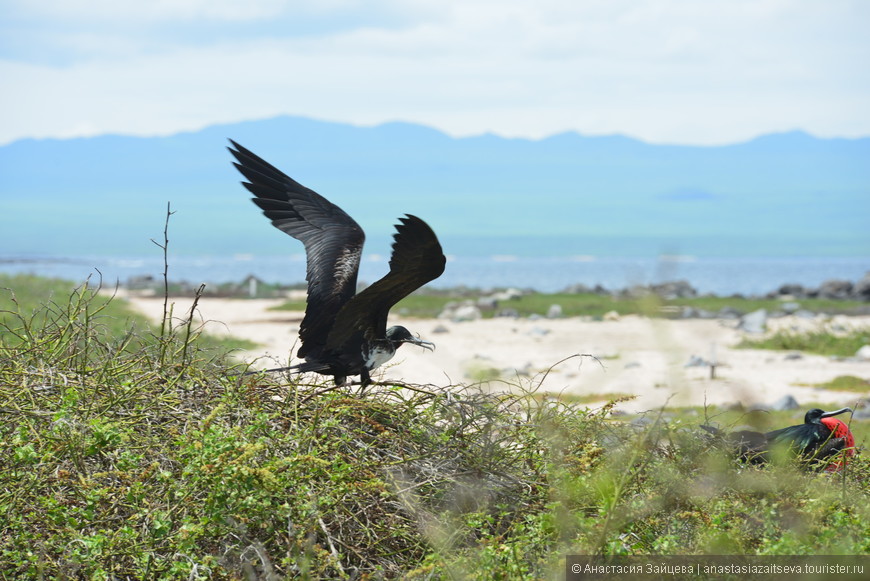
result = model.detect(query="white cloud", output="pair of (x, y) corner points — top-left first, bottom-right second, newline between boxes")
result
(1, 0), (868, 145)
(6, 0), (292, 22)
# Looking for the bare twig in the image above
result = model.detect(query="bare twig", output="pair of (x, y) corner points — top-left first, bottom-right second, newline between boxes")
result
(151, 202), (176, 353)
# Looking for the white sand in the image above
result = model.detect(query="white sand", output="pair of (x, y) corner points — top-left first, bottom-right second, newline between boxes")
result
(124, 293), (870, 414)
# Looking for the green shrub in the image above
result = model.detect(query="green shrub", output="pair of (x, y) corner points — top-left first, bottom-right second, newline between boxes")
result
(2, 278), (869, 579)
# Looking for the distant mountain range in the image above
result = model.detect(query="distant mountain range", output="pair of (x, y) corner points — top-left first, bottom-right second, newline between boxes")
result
(1, 115), (868, 258)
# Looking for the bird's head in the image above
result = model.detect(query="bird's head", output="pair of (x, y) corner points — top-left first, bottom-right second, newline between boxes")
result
(386, 325), (435, 352)
(804, 407), (853, 424)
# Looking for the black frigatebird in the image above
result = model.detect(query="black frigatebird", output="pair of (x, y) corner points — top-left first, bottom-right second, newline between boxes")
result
(228, 140), (446, 387)
(765, 407), (855, 471)
(702, 407), (856, 471)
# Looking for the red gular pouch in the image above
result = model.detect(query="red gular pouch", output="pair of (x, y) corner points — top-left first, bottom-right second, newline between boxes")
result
(820, 416), (856, 473)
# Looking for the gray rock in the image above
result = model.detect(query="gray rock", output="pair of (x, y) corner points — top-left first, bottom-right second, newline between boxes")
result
(650, 280), (698, 300)
(793, 309), (816, 319)
(780, 301), (801, 314)
(494, 308), (520, 318)
(784, 352), (803, 360)
(680, 306), (698, 319)
(437, 301), (460, 319)
(717, 306), (743, 319)
(624, 361), (642, 369)
(511, 362), (534, 377)
(738, 309), (768, 334)
(770, 394), (800, 411)
(817, 279), (854, 300)
(853, 272), (870, 301)
(492, 288), (524, 301)
(562, 283), (594, 294)
(855, 345), (870, 361)
(431, 324), (450, 334)
(775, 283), (807, 298)
(476, 296), (499, 311)
(684, 355), (711, 368)
(546, 304), (563, 319)
(451, 304), (482, 322)
(852, 403), (870, 420)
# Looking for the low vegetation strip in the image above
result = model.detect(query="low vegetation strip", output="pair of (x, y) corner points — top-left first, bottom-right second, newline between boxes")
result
(1, 276), (869, 579)
(0, 273), (257, 353)
(737, 328), (870, 358)
(271, 291), (870, 320)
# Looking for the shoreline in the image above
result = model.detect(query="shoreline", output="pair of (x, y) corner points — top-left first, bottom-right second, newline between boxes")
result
(112, 273), (870, 308)
(3, 254), (869, 299)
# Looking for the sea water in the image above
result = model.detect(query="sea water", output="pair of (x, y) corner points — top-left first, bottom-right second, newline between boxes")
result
(2, 253), (869, 297)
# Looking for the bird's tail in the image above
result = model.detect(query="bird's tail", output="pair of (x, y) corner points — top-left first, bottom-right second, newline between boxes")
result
(699, 424), (721, 435)
(241, 364), (299, 377)
(241, 359), (332, 375)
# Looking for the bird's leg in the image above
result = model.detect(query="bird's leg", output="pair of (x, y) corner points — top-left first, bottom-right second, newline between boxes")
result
(359, 369), (372, 389)
(334, 375), (347, 386)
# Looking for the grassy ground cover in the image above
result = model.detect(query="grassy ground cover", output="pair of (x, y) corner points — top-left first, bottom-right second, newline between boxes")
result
(1, 277), (868, 578)
(0, 273), (257, 354)
(736, 328), (870, 358)
(813, 376), (870, 393)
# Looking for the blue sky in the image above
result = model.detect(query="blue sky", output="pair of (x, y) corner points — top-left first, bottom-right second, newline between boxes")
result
(1, 0), (868, 146)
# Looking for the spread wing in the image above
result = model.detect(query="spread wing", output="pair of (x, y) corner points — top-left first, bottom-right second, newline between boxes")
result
(765, 424), (823, 455)
(325, 214), (445, 349)
(228, 140), (365, 357)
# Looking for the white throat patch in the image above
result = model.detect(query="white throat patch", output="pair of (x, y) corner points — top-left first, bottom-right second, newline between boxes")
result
(364, 345), (395, 370)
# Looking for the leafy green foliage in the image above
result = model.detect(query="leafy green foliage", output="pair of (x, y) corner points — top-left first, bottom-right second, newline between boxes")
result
(2, 278), (869, 579)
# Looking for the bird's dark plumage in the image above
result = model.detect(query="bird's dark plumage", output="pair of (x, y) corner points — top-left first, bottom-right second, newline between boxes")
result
(701, 407), (856, 471)
(764, 407), (855, 471)
(228, 140), (445, 386)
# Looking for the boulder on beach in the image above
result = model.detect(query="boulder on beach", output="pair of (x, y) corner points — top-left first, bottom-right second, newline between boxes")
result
(494, 307), (520, 318)
(491, 288), (524, 301)
(770, 394), (800, 411)
(438, 301), (483, 322)
(717, 306), (742, 319)
(546, 304), (563, 319)
(738, 309), (767, 334)
(853, 272), (870, 301)
(774, 283), (807, 298)
(684, 355), (712, 368)
(816, 279), (854, 300)
(476, 296), (499, 311)
(562, 283), (610, 295)
(650, 280), (697, 299)
(452, 304), (482, 322)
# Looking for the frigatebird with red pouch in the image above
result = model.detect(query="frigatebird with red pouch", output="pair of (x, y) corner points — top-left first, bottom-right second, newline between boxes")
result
(702, 407), (855, 471)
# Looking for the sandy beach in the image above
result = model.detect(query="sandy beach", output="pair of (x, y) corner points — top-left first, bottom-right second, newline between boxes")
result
(124, 293), (870, 414)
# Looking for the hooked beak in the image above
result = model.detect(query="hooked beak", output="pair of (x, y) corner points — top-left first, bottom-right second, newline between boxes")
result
(821, 407), (853, 418)
(405, 336), (435, 352)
